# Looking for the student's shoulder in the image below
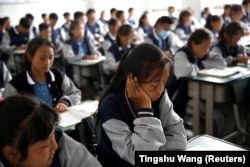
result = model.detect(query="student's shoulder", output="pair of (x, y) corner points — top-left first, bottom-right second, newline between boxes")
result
(9, 72), (26, 84)
(99, 91), (123, 110)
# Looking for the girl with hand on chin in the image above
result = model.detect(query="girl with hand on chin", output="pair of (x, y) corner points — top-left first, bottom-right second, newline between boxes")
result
(97, 43), (187, 167)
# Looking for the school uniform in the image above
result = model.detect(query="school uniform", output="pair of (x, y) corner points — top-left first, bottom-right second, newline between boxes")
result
(127, 16), (137, 28)
(241, 11), (250, 24)
(211, 41), (247, 66)
(0, 31), (4, 44)
(0, 129), (102, 167)
(102, 32), (116, 54)
(175, 23), (195, 40)
(136, 24), (153, 38)
(97, 19), (109, 35)
(85, 22), (101, 36)
(51, 26), (62, 43)
(0, 26), (29, 52)
(97, 89), (187, 167)
(28, 25), (38, 41)
(3, 68), (81, 107)
(204, 28), (218, 44)
(144, 29), (183, 54)
(103, 43), (135, 75)
(60, 23), (71, 42)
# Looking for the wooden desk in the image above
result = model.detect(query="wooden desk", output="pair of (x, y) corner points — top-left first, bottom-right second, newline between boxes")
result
(187, 134), (248, 150)
(187, 70), (250, 136)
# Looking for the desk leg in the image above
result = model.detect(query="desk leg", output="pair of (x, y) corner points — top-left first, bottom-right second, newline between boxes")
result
(206, 84), (214, 136)
(193, 81), (200, 136)
(73, 66), (81, 88)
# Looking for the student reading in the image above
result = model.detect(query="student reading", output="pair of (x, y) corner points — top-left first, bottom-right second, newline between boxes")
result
(0, 95), (102, 167)
(97, 43), (187, 167)
(3, 37), (81, 113)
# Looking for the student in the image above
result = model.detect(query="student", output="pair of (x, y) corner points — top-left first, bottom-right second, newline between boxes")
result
(85, 9), (101, 37)
(3, 37), (81, 113)
(168, 6), (178, 25)
(116, 10), (127, 25)
(137, 13), (153, 38)
(222, 4), (231, 23)
(200, 7), (211, 26)
(229, 4), (250, 35)
(0, 17), (30, 53)
(241, 0), (250, 24)
(60, 12), (72, 41)
(0, 60), (12, 89)
(127, 7), (137, 28)
(110, 8), (117, 20)
(169, 29), (214, 117)
(63, 20), (101, 99)
(102, 18), (120, 52)
(39, 23), (63, 51)
(3, 17), (12, 30)
(49, 13), (61, 43)
(98, 43), (187, 166)
(204, 15), (223, 43)
(145, 16), (182, 60)
(103, 24), (135, 81)
(41, 13), (49, 24)
(25, 13), (38, 40)
(0, 95), (102, 167)
(211, 22), (249, 66)
(175, 9), (195, 40)
(0, 18), (5, 44)
(97, 10), (109, 35)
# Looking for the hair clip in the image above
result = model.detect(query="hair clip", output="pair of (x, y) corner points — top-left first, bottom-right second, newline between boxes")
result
(0, 97), (4, 103)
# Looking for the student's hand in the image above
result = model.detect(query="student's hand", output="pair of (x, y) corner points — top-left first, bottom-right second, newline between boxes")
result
(55, 103), (68, 113)
(85, 55), (98, 60)
(164, 51), (174, 60)
(126, 74), (151, 109)
(236, 56), (249, 64)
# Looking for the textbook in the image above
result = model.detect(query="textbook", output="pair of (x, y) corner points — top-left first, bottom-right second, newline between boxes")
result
(58, 100), (99, 129)
(197, 68), (241, 78)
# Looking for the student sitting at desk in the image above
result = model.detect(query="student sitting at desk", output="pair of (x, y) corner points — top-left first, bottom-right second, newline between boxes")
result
(0, 17), (30, 53)
(0, 95), (102, 167)
(211, 22), (249, 66)
(3, 37), (81, 113)
(98, 43), (187, 167)
(60, 12), (72, 42)
(204, 15), (223, 43)
(0, 60), (12, 90)
(25, 13), (38, 41)
(145, 16), (182, 60)
(102, 18), (120, 53)
(136, 12), (153, 38)
(49, 13), (62, 44)
(103, 24), (135, 83)
(175, 9), (195, 40)
(85, 9), (102, 37)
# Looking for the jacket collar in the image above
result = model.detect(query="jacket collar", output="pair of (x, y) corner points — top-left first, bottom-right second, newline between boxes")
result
(26, 69), (55, 85)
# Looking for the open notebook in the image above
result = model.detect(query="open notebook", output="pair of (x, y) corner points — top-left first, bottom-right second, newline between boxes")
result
(197, 67), (250, 78)
(58, 100), (99, 129)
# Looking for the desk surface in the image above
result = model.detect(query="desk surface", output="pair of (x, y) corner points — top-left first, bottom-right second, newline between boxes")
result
(187, 134), (248, 151)
(68, 56), (105, 66)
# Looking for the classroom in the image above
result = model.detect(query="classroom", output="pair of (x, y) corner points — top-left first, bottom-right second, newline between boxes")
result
(0, 0), (249, 166)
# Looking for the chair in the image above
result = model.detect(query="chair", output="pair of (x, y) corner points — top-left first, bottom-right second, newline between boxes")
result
(223, 77), (250, 142)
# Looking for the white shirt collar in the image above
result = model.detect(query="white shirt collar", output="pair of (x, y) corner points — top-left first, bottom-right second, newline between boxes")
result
(108, 32), (116, 40)
(26, 70), (55, 85)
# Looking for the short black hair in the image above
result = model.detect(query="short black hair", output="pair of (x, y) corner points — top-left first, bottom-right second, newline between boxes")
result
(116, 10), (124, 19)
(187, 29), (211, 47)
(155, 16), (174, 26)
(242, 0), (250, 6)
(49, 13), (58, 20)
(39, 22), (49, 31)
(110, 8), (117, 14)
(86, 8), (96, 16)
(41, 13), (47, 19)
(108, 18), (118, 26)
(63, 12), (70, 18)
(25, 13), (34, 21)
(19, 17), (31, 29)
(74, 11), (85, 20)
(128, 7), (134, 12)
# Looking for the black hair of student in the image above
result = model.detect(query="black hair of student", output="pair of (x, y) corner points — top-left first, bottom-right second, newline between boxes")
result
(108, 18), (118, 26)
(204, 15), (221, 30)
(242, 0), (250, 6)
(25, 37), (54, 69)
(154, 16), (173, 28)
(86, 8), (96, 16)
(39, 22), (49, 32)
(139, 13), (147, 26)
(69, 20), (81, 38)
(49, 13), (58, 21)
(25, 13), (34, 22)
(178, 10), (192, 24)
(116, 24), (132, 46)
(100, 43), (172, 102)
(230, 4), (243, 16)
(0, 18), (4, 26)
(168, 6), (175, 11)
(0, 95), (58, 161)
(63, 12), (70, 18)
(128, 7), (134, 12)
(19, 17), (31, 29)
(74, 11), (85, 20)
(187, 29), (211, 48)
(116, 10), (124, 19)
(110, 8), (117, 14)
(3, 17), (9, 21)
(218, 22), (243, 43)
(224, 4), (231, 10)
(41, 13), (47, 19)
